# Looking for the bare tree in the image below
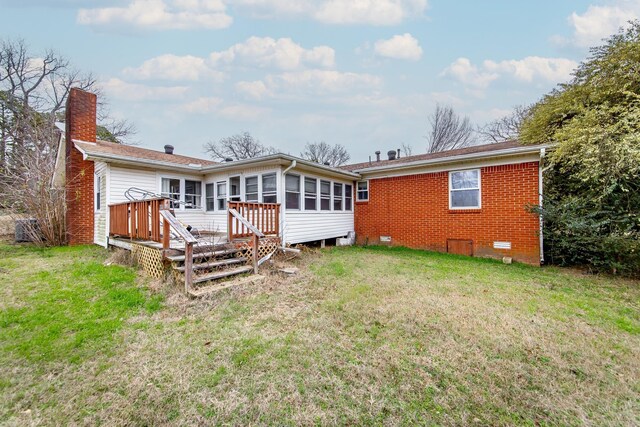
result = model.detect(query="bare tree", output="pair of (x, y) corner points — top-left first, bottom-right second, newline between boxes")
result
(204, 132), (276, 161)
(0, 38), (135, 169)
(477, 105), (531, 143)
(400, 142), (413, 157)
(300, 141), (350, 166)
(0, 38), (135, 243)
(425, 104), (475, 153)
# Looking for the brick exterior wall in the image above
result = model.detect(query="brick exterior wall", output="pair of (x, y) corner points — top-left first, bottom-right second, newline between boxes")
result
(354, 162), (541, 265)
(65, 88), (97, 245)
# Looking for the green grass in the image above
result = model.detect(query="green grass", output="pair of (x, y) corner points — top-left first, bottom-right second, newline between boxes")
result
(1, 243), (639, 425)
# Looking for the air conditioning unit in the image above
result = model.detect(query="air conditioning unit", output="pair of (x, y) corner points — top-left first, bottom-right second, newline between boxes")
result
(15, 219), (39, 243)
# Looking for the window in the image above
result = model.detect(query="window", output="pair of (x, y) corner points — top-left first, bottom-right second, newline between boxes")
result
(449, 169), (481, 209)
(205, 183), (215, 211)
(95, 174), (102, 211)
(304, 177), (317, 210)
(216, 181), (227, 210)
(320, 180), (331, 210)
(262, 173), (277, 203)
(184, 180), (202, 209)
(161, 178), (180, 209)
(345, 184), (352, 211)
(245, 176), (258, 202)
(333, 183), (343, 211)
(357, 181), (369, 201)
(285, 174), (300, 210)
(229, 176), (241, 202)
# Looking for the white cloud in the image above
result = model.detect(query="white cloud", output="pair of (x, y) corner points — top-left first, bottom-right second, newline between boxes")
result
(561, 1), (640, 47)
(233, 0), (428, 25)
(180, 96), (269, 119)
(268, 70), (381, 95)
(77, 0), (232, 30)
(102, 78), (189, 101)
(314, 0), (427, 25)
(123, 54), (224, 81)
(181, 96), (224, 113)
(374, 33), (423, 61)
(235, 80), (271, 99)
(442, 58), (499, 90)
(443, 56), (578, 96)
(236, 70), (382, 99)
(210, 36), (335, 70)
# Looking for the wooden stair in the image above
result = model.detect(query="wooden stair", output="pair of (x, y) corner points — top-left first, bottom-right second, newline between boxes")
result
(167, 243), (257, 296)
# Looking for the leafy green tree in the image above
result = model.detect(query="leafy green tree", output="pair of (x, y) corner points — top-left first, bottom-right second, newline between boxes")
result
(521, 22), (640, 275)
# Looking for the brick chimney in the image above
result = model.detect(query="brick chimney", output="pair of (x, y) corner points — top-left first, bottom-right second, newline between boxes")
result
(65, 88), (97, 245)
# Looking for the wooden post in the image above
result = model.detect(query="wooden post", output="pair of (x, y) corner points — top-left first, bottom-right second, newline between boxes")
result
(162, 218), (170, 250)
(253, 233), (259, 274)
(184, 242), (193, 293)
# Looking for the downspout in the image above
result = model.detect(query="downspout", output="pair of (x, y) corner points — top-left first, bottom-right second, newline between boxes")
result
(539, 148), (545, 264)
(281, 160), (297, 245)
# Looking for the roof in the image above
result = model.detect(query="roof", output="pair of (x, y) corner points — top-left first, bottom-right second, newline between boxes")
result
(342, 140), (527, 172)
(74, 139), (217, 167)
(72, 139), (360, 178)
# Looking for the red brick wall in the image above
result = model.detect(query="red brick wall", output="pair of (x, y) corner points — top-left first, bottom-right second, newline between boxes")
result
(354, 162), (541, 265)
(65, 88), (97, 245)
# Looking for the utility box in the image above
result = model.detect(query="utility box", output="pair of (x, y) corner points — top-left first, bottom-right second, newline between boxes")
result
(15, 219), (39, 243)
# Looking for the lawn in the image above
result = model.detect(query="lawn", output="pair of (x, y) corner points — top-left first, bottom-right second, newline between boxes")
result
(0, 243), (638, 425)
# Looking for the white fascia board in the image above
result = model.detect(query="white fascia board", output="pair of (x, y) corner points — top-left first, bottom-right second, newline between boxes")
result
(355, 144), (554, 175)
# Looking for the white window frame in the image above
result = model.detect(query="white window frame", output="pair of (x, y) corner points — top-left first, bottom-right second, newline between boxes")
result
(94, 173), (102, 212)
(216, 181), (227, 211)
(333, 182), (343, 211)
(356, 180), (369, 202)
(303, 177), (317, 211)
(184, 180), (202, 210)
(161, 177), (182, 210)
(262, 173), (277, 204)
(285, 173), (301, 211)
(345, 183), (353, 211)
(205, 183), (215, 212)
(320, 180), (331, 211)
(449, 169), (481, 210)
(245, 175), (259, 202)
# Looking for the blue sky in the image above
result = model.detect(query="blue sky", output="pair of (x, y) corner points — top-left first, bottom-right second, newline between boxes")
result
(1, 0), (637, 162)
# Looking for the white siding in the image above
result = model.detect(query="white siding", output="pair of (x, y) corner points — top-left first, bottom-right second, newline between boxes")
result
(109, 166), (157, 204)
(282, 167), (355, 244)
(93, 162), (108, 247)
(285, 211), (354, 244)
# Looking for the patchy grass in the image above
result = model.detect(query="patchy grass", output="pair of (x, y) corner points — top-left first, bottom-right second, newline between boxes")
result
(1, 244), (639, 425)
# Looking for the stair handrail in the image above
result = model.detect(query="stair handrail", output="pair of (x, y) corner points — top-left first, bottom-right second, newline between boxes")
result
(228, 208), (265, 238)
(159, 207), (197, 293)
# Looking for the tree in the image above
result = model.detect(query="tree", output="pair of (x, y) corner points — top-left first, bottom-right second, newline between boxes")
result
(300, 141), (350, 166)
(204, 132), (275, 161)
(478, 104), (531, 143)
(400, 142), (413, 156)
(520, 22), (640, 276)
(425, 104), (474, 153)
(0, 38), (135, 244)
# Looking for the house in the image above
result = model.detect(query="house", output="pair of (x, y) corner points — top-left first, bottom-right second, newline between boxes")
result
(58, 88), (548, 268)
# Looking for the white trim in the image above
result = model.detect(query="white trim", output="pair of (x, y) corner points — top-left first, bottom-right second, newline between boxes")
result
(356, 180), (369, 202)
(94, 173), (102, 212)
(361, 153), (540, 180)
(355, 144), (553, 174)
(448, 168), (481, 210)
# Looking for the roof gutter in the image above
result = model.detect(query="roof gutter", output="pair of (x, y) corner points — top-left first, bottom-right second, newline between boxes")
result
(354, 144), (555, 174)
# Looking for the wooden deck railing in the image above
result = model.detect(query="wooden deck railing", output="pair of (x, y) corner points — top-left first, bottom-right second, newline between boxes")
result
(227, 201), (280, 240)
(109, 198), (168, 242)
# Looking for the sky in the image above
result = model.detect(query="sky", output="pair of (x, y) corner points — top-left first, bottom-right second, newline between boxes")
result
(1, 0), (638, 162)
